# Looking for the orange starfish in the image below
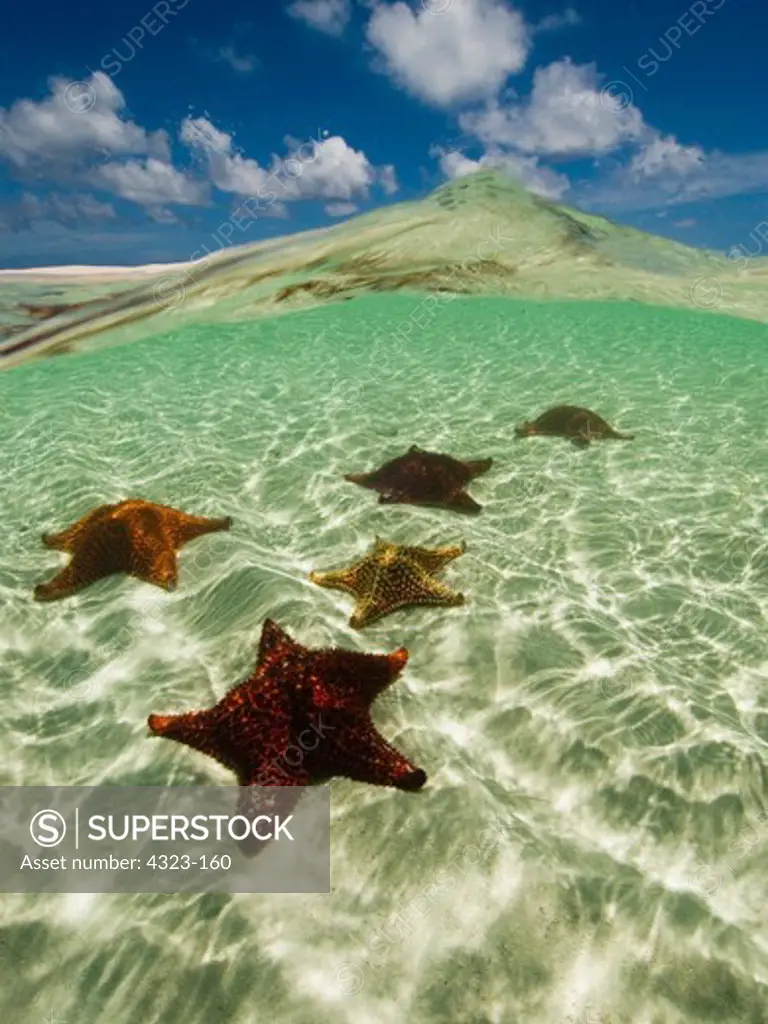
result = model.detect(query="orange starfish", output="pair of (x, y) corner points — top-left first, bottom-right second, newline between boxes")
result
(34, 499), (232, 601)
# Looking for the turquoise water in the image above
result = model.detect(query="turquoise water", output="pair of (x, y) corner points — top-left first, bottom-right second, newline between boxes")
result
(2, 293), (768, 1022)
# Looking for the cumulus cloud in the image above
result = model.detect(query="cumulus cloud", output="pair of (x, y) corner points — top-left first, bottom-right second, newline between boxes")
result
(90, 158), (208, 206)
(578, 148), (768, 211)
(0, 72), (169, 169)
(0, 73), (205, 213)
(435, 48), (768, 213)
(366, 0), (529, 107)
(420, 27), (768, 214)
(460, 58), (645, 156)
(0, 72), (395, 225)
(325, 201), (359, 216)
(0, 191), (117, 232)
(181, 117), (395, 203)
(628, 134), (705, 179)
(180, 116), (271, 195)
(287, 0), (351, 36)
(286, 133), (374, 199)
(433, 144), (569, 199)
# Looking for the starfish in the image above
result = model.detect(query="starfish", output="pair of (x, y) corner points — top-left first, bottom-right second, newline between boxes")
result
(147, 619), (426, 837)
(34, 499), (232, 601)
(515, 406), (634, 447)
(344, 445), (492, 514)
(310, 536), (466, 628)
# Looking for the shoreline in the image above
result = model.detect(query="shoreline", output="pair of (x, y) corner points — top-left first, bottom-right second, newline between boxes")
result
(0, 262), (191, 282)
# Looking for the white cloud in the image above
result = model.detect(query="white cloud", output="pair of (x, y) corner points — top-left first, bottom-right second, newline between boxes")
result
(0, 73), (205, 213)
(460, 58), (644, 156)
(433, 144), (569, 199)
(284, 133), (376, 198)
(673, 218), (696, 228)
(629, 134), (705, 179)
(325, 201), (359, 216)
(434, 147), (484, 179)
(378, 163), (399, 194)
(91, 158), (208, 206)
(52, 193), (117, 221)
(218, 45), (258, 74)
(181, 116), (271, 195)
(287, 0), (351, 36)
(366, 0), (529, 107)
(578, 149), (768, 211)
(442, 50), (768, 213)
(533, 7), (581, 32)
(0, 72), (168, 168)
(1, 191), (117, 231)
(181, 117), (395, 203)
(0, 72), (402, 232)
(147, 207), (182, 224)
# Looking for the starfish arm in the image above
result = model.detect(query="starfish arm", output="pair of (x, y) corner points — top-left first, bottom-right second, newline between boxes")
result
(147, 708), (237, 767)
(34, 563), (98, 602)
(311, 648), (409, 708)
(130, 536), (179, 591)
(344, 471), (377, 490)
(446, 490), (482, 514)
(323, 716), (427, 791)
(349, 599), (388, 630)
(405, 542), (466, 574)
(409, 577), (466, 608)
(41, 504), (116, 551)
(34, 518), (134, 601)
(168, 511), (233, 548)
(309, 567), (360, 595)
(463, 457), (493, 479)
(257, 619), (300, 662)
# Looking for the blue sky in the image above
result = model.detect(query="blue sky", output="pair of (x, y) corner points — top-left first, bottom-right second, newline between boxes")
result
(0, 0), (766, 268)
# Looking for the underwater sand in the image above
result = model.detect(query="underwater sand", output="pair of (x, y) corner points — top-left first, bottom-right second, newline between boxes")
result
(1, 293), (768, 1023)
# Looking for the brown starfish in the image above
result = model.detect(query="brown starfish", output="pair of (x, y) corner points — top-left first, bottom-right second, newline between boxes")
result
(34, 499), (232, 601)
(148, 619), (426, 850)
(344, 445), (492, 514)
(310, 536), (466, 628)
(515, 406), (634, 447)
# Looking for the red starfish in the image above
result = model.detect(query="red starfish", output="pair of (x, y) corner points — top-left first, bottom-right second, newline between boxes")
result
(148, 619), (427, 829)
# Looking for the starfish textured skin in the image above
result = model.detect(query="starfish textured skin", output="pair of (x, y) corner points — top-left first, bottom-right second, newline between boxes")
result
(147, 619), (427, 822)
(344, 444), (493, 514)
(310, 536), (467, 628)
(34, 499), (233, 601)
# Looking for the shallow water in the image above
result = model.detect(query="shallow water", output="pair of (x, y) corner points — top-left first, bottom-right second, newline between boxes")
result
(2, 293), (768, 1023)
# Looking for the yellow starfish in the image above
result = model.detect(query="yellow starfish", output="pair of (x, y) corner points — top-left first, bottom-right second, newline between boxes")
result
(310, 537), (467, 629)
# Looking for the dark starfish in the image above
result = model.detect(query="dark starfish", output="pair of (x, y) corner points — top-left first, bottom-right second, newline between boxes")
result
(344, 445), (492, 513)
(514, 405), (635, 447)
(34, 499), (232, 601)
(148, 619), (426, 843)
(310, 537), (466, 628)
